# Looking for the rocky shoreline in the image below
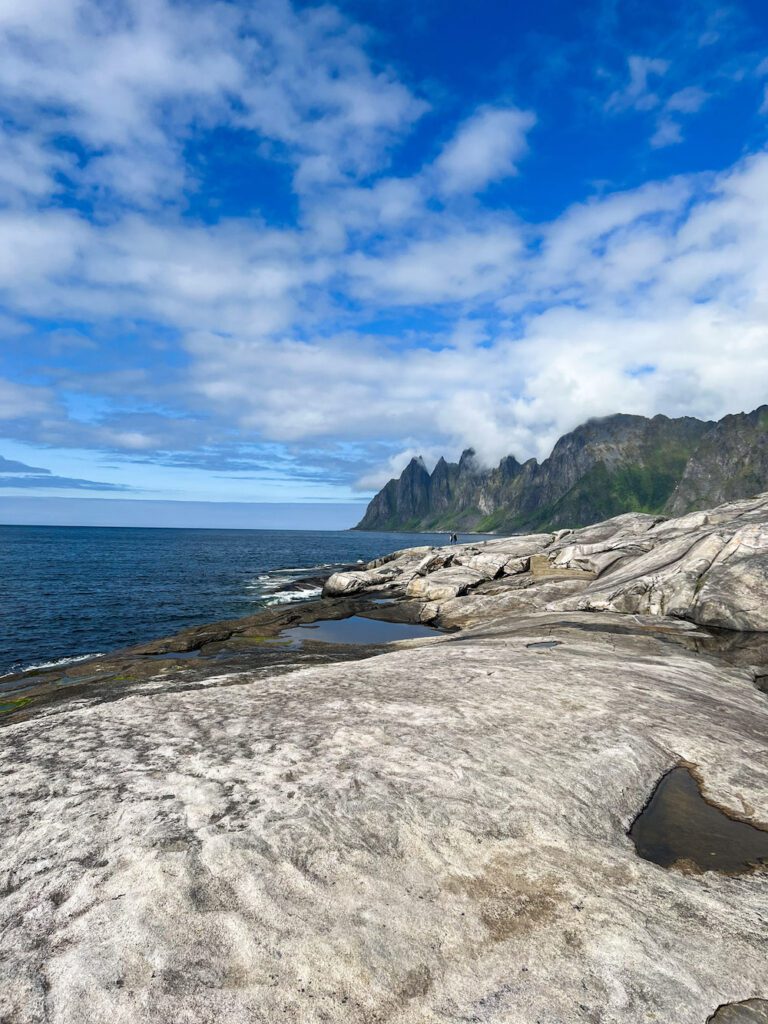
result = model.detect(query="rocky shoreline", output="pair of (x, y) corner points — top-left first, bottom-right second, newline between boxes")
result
(2, 495), (768, 1022)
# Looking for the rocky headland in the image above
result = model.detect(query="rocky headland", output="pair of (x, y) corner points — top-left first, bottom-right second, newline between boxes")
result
(355, 405), (768, 533)
(3, 494), (768, 1022)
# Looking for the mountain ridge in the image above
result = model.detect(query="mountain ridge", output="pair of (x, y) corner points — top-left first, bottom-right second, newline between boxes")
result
(354, 407), (768, 532)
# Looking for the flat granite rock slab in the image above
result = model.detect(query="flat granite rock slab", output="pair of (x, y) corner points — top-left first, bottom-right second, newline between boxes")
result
(1, 618), (767, 1024)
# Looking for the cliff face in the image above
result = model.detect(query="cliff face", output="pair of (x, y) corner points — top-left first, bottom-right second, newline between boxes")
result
(355, 408), (768, 532)
(666, 406), (768, 515)
(359, 455), (433, 530)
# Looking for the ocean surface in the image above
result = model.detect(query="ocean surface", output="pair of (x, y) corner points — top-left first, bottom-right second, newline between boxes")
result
(0, 525), (479, 675)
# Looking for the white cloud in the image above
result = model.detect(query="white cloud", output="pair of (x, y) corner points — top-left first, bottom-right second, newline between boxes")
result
(665, 86), (708, 114)
(647, 87), (710, 148)
(650, 118), (684, 148)
(356, 447), (443, 490)
(607, 56), (670, 112)
(606, 57), (712, 149)
(171, 140), (768, 476)
(434, 106), (535, 194)
(1, 0), (768, 495)
(4, 140), (768, 479)
(0, 0), (426, 209)
(0, 378), (53, 419)
(348, 224), (523, 304)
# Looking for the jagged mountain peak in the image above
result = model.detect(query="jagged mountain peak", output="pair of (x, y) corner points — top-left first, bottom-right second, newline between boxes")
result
(403, 455), (428, 473)
(458, 447), (482, 474)
(354, 407), (768, 533)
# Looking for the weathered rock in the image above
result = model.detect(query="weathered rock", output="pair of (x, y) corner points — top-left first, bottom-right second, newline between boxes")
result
(323, 569), (385, 596)
(5, 494), (768, 1023)
(454, 534), (550, 577)
(476, 532), (554, 556)
(457, 551), (509, 577)
(412, 549), (454, 576)
(327, 494), (768, 633)
(324, 552), (429, 596)
(405, 566), (488, 601)
(552, 542), (632, 576)
(691, 525), (768, 630)
(528, 552), (596, 580)
(553, 504), (768, 631)
(423, 578), (587, 628)
(548, 511), (664, 548)
(365, 546), (434, 570)
(501, 554), (530, 575)
(2, 613), (768, 1023)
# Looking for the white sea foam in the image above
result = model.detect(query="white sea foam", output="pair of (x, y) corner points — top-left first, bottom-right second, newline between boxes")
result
(1, 653), (104, 678)
(245, 563), (337, 596)
(268, 564), (338, 573)
(246, 575), (307, 593)
(264, 587), (323, 606)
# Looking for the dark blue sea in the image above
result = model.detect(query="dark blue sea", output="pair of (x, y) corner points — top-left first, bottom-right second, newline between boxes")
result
(0, 526), (473, 675)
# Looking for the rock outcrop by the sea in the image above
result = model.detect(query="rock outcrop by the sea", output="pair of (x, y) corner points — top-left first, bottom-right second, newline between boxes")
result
(344, 493), (768, 633)
(3, 494), (768, 1023)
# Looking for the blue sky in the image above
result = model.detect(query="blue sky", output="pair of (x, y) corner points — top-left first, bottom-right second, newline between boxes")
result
(2, 0), (768, 527)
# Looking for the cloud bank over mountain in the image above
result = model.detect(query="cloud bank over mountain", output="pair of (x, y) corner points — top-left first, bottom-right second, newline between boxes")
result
(1, 0), (768, 506)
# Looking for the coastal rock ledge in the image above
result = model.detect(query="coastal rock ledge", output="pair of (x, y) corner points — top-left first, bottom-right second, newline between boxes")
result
(3, 496), (768, 1023)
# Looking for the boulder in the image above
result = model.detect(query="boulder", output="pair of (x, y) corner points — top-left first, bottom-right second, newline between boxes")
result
(556, 532), (726, 618)
(365, 545), (433, 570)
(549, 512), (663, 550)
(459, 551), (509, 577)
(552, 539), (655, 577)
(405, 566), (488, 601)
(484, 533), (554, 557)
(708, 1000), (768, 1023)
(413, 550), (455, 576)
(322, 569), (388, 596)
(690, 524), (768, 630)
(529, 553), (595, 580)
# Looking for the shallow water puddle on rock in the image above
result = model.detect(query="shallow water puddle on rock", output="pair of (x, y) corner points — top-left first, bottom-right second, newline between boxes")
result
(630, 767), (768, 873)
(281, 616), (441, 646)
(526, 640), (561, 650)
(708, 1000), (768, 1023)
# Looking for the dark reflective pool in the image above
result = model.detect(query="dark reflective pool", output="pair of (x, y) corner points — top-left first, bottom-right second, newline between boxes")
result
(708, 1000), (768, 1023)
(280, 616), (442, 646)
(630, 767), (768, 873)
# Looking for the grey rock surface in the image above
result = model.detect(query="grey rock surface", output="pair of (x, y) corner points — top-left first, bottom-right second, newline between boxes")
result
(3, 494), (768, 1023)
(558, 498), (768, 631)
(2, 614), (768, 1023)
(338, 493), (768, 632)
(405, 566), (488, 601)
